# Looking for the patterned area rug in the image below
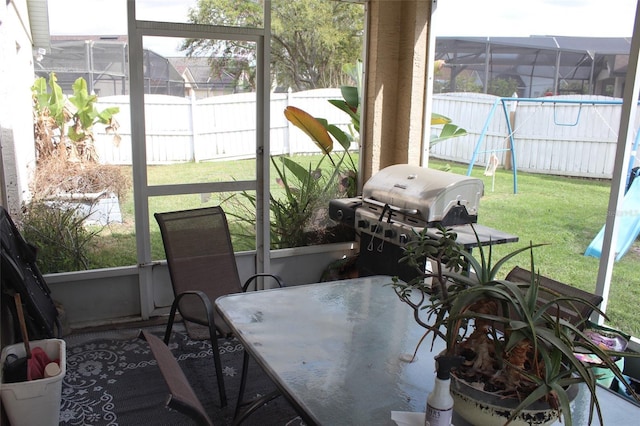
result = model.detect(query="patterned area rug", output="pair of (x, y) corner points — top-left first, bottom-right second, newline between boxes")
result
(59, 327), (302, 425)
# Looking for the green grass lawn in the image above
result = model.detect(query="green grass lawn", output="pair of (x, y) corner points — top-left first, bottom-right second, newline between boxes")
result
(437, 159), (640, 337)
(88, 156), (640, 337)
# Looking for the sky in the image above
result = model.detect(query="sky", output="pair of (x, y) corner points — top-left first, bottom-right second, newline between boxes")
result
(47, 0), (639, 57)
(434, 0), (637, 38)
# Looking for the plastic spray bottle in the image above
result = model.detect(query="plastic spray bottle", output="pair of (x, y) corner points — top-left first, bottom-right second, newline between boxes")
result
(425, 355), (463, 426)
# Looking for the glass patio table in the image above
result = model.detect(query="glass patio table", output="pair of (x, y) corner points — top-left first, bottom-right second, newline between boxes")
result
(215, 275), (640, 425)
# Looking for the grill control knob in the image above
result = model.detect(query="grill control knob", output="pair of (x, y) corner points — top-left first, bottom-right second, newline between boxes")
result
(384, 229), (395, 238)
(370, 224), (382, 234)
(357, 219), (369, 229)
(399, 233), (410, 244)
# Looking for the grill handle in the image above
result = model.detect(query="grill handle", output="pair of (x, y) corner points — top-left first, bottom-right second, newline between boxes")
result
(362, 197), (419, 216)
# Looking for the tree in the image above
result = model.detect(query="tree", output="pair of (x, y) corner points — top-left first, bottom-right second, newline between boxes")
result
(182, 0), (364, 91)
(488, 76), (521, 97)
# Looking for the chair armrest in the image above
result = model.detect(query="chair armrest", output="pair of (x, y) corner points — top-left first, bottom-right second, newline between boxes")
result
(165, 290), (216, 342)
(172, 290), (216, 317)
(242, 273), (285, 292)
(505, 266), (603, 327)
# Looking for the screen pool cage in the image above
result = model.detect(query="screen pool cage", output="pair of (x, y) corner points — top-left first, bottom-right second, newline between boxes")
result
(36, 38), (185, 97)
(435, 36), (631, 98)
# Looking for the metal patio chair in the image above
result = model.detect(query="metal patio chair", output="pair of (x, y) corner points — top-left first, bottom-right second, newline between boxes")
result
(505, 266), (603, 328)
(154, 206), (284, 409)
(140, 330), (214, 426)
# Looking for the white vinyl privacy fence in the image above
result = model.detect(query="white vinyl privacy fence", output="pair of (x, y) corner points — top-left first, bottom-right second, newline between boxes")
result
(429, 93), (640, 179)
(95, 88), (355, 165)
(95, 91), (639, 179)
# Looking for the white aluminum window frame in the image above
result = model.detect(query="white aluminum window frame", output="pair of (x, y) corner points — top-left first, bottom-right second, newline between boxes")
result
(126, 0), (272, 318)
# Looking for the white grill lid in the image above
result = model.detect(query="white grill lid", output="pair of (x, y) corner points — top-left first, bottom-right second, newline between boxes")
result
(362, 164), (484, 223)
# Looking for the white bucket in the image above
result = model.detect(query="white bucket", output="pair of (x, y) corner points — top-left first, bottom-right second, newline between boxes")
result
(1, 339), (66, 426)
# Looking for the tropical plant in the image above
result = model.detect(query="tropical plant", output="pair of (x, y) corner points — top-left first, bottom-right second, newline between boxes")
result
(392, 225), (640, 425)
(264, 105), (355, 248)
(227, 152), (353, 249)
(26, 73), (129, 273)
(292, 62), (468, 160)
(32, 72), (127, 195)
(31, 73), (128, 199)
(229, 69), (362, 249)
(226, 99), (356, 249)
(223, 72), (361, 250)
(32, 72), (120, 163)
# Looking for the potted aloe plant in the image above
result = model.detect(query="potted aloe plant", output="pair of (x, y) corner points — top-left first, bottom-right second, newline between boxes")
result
(392, 225), (640, 425)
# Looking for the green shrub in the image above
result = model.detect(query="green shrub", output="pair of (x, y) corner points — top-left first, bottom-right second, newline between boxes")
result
(20, 201), (100, 273)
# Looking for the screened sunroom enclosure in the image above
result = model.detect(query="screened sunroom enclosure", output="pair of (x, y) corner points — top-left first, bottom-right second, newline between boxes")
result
(436, 36), (632, 98)
(42, 0), (360, 325)
(4, 0), (640, 349)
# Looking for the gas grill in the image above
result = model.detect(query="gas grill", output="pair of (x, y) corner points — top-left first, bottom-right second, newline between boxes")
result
(329, 164), (518, 281)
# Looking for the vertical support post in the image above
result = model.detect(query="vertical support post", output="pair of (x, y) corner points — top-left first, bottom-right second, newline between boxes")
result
(85, 41), (94, 94)
(505, 94), (518, 171)
(420, 0), (439, 168)
(285, 87), (292, 156)
(127, 0), (153, 320)
(500, 98), (518, 194)
(483, 41), (490, 94)
(553, 51), (561, 95)
(255, 0), (272, 287)
(362, 0), (432, 182)
(593, 1), (640, 323)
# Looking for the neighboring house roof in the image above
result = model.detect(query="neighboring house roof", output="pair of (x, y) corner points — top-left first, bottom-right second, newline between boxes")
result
(167, 56), (243, 91)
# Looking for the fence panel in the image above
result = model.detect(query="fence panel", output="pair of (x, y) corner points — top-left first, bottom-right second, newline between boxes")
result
(511, 96), (623, 177)
(95, 91), (638, 179)
(95, 89), (347, 165)
(94, 95), (132, 164)
(431, 93), (638, 179)
(196, 93), (258, 161)
(430, 93), (511, 165)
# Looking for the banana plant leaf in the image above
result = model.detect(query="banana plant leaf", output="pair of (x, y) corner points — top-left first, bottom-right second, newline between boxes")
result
(284, 106), (334, 155)
(430, 123), (468, 147)
(328, 99), (360, 133)
(431, 112), (452, 125)
(340, 86), (359, 112)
